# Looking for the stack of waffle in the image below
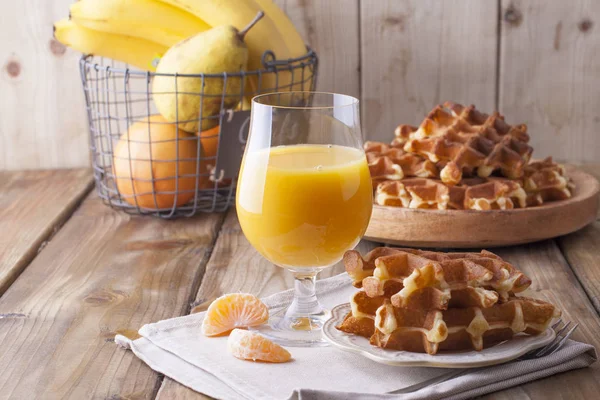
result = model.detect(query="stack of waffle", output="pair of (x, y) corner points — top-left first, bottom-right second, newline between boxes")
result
(368, 102), (574, 210)
(336, 247), (560, 354)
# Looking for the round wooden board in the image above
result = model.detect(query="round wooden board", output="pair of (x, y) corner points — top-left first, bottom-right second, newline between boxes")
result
(364, 165), (600, 248)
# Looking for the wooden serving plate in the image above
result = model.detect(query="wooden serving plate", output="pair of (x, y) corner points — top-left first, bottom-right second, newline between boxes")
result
(364, 165), (599, 248)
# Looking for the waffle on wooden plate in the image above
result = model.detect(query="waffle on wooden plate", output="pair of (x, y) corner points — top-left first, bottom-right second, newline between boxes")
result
(375, 177), (529, 210)
(370, 102), (574, 210)
(403, 102), (533, 184)
(365, 141), (438, 188)
(337, 247), (560, 355)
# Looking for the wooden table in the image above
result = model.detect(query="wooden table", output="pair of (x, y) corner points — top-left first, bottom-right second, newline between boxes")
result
(0, 167), (599, 400)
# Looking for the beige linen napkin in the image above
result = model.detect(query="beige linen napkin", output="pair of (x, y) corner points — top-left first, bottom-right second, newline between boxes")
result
(116, 273), (596, 400)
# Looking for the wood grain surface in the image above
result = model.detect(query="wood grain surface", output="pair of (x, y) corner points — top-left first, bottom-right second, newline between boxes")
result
(0, 194), (225, 399)
(0, 169), (93, 295)
(360, 0), (498, 142)
(499, 0), (600, 162)
(0, 0), (89, 170)
(365, 166), (599, 248)
(3, 0), (600, 169)
(280, 0), (361, 98)
(155, 209), (378, 399)
(557, 222), (600, 313)
(481, 242), (600, 399)
(1, 167), (600, 400)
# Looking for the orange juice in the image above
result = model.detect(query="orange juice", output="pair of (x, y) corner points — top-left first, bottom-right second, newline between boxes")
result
(236, 144), (373, 268)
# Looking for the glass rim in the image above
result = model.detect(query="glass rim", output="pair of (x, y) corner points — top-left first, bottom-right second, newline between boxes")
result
(251, 91), (359, 110)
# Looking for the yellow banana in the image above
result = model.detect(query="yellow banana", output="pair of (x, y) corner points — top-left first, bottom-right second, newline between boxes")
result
(155, 0), (294, 98)
(254, 0), (306, 57)
(252, 0), (314, 107)
(53, 19), (167, 72)
(70, 0), (209, 48)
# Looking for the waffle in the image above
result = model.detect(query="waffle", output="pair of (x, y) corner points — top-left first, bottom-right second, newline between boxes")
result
(465, 177), (527, 210)
(367, 154), (404, 188)
(341, 291), (385, 338)
(375, 177), (527, 210)
(392, 125), (418, 147)
(336, 292), (560, 354)
(345, 247), (406, 285)
(403, 102), (533, 184)
(345, 247), (531, 309)
(522, 157), (573, 206)
(365, 141), (438, 187)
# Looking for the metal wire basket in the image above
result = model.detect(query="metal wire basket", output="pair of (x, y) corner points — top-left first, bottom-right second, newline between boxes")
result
(80, 49), (318, 218)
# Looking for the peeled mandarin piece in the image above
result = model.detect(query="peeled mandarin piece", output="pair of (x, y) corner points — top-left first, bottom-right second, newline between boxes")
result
(227, 329), (291, 363)
(201, 293), (269, 336)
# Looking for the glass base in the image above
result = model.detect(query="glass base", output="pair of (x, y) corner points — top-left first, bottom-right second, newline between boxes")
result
(250, 307), (331, 347)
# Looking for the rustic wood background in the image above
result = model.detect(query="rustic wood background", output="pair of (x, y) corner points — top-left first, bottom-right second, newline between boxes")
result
(1, 0), (598, 171)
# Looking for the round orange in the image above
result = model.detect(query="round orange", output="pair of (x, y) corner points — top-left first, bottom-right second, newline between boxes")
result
(113, 115), (199, 209)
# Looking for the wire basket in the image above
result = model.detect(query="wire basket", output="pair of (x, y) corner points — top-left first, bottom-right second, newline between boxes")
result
(80, 49), (318, 218)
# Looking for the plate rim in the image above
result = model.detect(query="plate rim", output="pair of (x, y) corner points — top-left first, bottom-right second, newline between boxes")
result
(323, 303), (556, 368)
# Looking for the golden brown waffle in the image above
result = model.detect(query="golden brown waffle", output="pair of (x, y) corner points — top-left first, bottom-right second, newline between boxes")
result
(365, 141), (438, 188)
(522, 157), (573, 206)
(345, 247), (531, 310)
(375, 177), (527, 210)
(403, 102), (533, 184)
(465, 177), (527, 210)
(392, 125), (418, 147)
(372, 296), (559, 354)
(367, 154), (404, 188)
(337, 292), (560, 354)
(374, 179), (465, 210)
(345, 247), (406, 285)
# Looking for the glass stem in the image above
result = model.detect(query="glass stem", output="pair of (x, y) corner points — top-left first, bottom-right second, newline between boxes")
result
(284, 272), (325, 324)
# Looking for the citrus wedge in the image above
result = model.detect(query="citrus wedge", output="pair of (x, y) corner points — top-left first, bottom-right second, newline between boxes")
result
(227, 329), (291, 363)
(201, 293), (269, 336)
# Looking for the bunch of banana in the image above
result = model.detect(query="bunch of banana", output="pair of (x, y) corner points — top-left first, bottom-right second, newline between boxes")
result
(54, 0), (309, 90)
(54, 19), (166, 71)
(54, 0), (209, 71)
(69, 0), (210, 47)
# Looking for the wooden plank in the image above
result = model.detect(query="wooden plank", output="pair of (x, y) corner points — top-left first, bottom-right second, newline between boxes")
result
(557, 221), (600, 313)
(476, 241), (600, 399)
(499, 0), (600, 163)
(279, 0), (361, 98)
(0, 169), (93, 296)
(360, 0), (498, 142)
(0, 0), (89, 170)
(0, 194), (225, 399)
(156, 209), (379, 399)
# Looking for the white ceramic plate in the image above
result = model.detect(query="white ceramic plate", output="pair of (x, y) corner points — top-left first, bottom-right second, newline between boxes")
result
(323, 303), (556, 368)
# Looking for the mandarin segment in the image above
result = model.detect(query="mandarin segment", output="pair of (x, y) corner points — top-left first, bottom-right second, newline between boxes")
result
(201, 293), (269, 336)
(227, 329), (292, 363)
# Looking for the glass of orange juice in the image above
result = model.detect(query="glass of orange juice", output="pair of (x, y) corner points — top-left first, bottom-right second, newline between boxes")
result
(236, 92), (373, 346)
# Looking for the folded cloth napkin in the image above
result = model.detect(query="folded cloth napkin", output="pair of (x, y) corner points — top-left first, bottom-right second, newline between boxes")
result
(116, 273), (597, 400)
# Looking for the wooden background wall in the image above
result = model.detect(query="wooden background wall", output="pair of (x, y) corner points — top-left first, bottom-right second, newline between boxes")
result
(1, 0), (598, 171)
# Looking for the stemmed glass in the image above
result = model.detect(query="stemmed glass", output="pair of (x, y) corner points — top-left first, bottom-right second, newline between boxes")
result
(236, 92), (373, 346)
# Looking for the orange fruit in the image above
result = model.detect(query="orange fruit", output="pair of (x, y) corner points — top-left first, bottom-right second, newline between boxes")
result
(228, 329), (291, 363)
(113, 115), (199, 209)
(201, 293), (269, 336)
